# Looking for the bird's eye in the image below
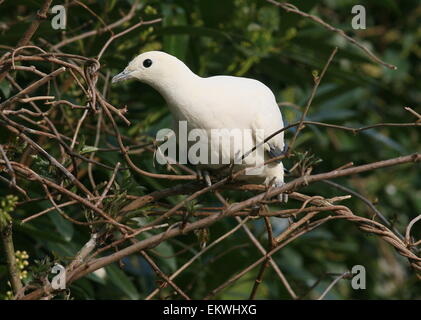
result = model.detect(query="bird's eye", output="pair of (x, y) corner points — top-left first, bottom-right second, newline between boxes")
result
(143, 59), (152, 68)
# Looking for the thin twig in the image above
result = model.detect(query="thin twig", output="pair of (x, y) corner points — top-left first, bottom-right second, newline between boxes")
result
(317, 271), (350, 300)
(288, 47), (338, 152)
(97, 18), (162, 60)
(1, 220), (23, 295)
(266, 0), (397, 69)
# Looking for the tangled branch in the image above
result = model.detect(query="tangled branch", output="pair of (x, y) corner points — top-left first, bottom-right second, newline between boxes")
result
(0, 0), (419, 301)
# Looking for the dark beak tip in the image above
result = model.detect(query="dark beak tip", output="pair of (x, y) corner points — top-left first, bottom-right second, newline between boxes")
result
(111, 76), (119, 84)
(111, 74), (123, 84)
(111, 70), (131, 84)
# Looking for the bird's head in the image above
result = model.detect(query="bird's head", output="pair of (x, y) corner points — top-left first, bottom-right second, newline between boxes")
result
(112, 51), (194, 88)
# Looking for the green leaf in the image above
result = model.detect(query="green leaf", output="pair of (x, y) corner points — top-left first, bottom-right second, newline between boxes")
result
(363, 130), (406, 153)
(157, 26), (233, 42)
(80, 145), (100, 154)
(0, 80), (11, 98)
(154, 240), (177, 272)
(199, 0), (235, 27)
(105, 264), (140, 300)
(49, 211), (74, 242)
(161, 4), (189, 60)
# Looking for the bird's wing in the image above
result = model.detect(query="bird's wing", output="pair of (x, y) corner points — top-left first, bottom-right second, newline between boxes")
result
(252, 109), (285, 160)
(241, 80), (284, 158)
(199, 75), (285, 158)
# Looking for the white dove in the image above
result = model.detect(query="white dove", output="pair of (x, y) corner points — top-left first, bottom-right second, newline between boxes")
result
(112, 51), (287, 202)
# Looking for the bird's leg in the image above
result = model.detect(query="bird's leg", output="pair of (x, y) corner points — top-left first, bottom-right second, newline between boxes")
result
(274, 180), (288, 203)
(203, 170), (212, 187)
(251, 180), (274, 213)
(180, 211), (190, 232)
(250, 202), (262, 215)
(264, 177), (288, 203)
(195, 168), (212, 186)
(196, 168), (203, 181)
(227, 163), (236, 183)
(279, 193), (288, 203)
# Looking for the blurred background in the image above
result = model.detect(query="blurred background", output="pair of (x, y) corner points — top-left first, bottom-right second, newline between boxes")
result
(0, 0), (420, 299)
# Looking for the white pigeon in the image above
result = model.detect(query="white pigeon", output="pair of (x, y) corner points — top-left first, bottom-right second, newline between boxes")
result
(112, 51), (287, 201)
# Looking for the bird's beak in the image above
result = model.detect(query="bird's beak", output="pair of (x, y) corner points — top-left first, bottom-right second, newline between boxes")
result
(112, 69), (133, 83)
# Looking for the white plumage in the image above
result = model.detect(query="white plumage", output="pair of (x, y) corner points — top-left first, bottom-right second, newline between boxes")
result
(113, 51), (287, 201)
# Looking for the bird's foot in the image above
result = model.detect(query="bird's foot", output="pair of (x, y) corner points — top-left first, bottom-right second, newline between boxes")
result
(251, 203), (260, 214)
(196, 168), (212, 187)
(203, 170), (212, 187)
(274, 180), (288, 203)
(196, 168), (203, 181)
(278, 193), (288, 203)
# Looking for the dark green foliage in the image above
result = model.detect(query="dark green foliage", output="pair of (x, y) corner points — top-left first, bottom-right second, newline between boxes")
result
(0, 0), (420, 299)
